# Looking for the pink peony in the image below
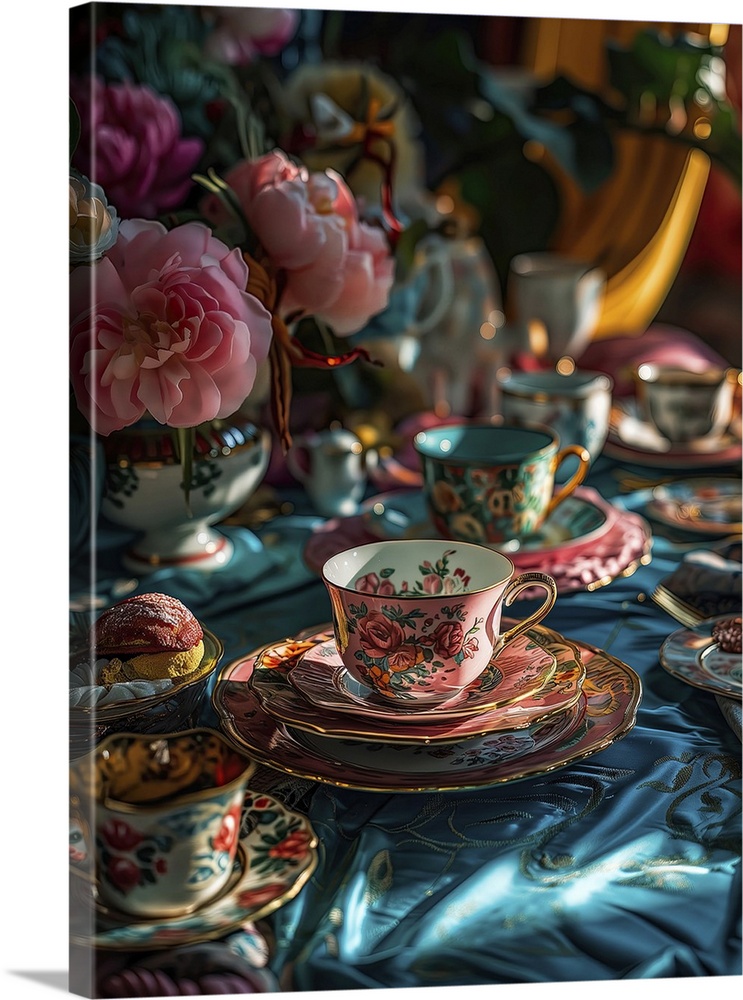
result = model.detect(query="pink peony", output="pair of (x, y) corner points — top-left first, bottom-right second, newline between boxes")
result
(201, 149), (394, 335)
(70, 219), (273, 435)
(205, 7), (299, 65)
(70, 76), (204, 219)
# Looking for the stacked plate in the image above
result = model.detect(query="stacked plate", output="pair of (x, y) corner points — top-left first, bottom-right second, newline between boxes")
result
(213, 622), (642, 793)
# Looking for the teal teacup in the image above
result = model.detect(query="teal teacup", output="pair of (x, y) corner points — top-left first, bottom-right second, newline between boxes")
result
(413, 422), (591, 546)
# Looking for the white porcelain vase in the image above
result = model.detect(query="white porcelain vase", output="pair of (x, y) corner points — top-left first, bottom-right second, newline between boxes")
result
(100, 415), (271, 573)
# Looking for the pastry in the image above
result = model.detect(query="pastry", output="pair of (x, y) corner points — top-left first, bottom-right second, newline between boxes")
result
(711, 615), (742, 655)
(91, 593), (205, 685)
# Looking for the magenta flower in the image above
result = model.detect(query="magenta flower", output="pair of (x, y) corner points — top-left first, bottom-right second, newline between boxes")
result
(70, 219), (274, 435)
(201, 150), (394, 335)
(70, 76), (204, 219)
(106, 855), (141, 894)
(205, 7), (299, 65)
(431, 622), (464, 659)
(100, 819), (143, 851)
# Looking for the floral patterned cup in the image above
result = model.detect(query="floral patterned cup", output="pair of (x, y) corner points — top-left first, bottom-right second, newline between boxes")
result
(69, 728), (255, 918)
(414, 422), (590, 545)
(322, 539), (557, 706)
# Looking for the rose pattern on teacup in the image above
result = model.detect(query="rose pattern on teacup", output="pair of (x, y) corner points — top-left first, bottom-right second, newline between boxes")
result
(344, 549), (483, 699)
(323, 539), (558, 706)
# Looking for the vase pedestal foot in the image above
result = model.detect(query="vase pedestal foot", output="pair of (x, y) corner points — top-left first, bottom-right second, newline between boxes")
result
(122, 526), (236, 574)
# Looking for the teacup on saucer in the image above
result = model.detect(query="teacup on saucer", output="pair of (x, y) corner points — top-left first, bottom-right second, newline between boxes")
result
(321, 538), (558, 707)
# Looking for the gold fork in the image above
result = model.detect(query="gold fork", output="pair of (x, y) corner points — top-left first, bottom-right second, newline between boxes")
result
(651, 584), (706, 628)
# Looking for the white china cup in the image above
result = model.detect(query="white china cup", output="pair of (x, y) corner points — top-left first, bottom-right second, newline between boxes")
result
(496, 367), (613, 476)
(633, 363), (740, 444)
(69, 728), (255, 918)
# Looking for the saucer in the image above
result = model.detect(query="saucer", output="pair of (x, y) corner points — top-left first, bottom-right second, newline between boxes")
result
(646, 479), (742, 536)
(361, 487), (612, 555)
(248, 626), (585, 743)
(659, 616), (742, 699)
(291, 696), (585, 775)
(303, 487), (652, 595)
(287, 629), (558, 720)
(69, 791), (318, 950)
(605, 400), (742, 468)
(213, 630), (641, 793)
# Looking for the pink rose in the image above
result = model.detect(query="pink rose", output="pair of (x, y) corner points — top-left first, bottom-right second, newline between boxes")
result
(357, 612), (406, 659)
(422, 574), (443, 595)
(431, 622), (464, 659)
(356, 572), (381, 593)
(205, 7), (299, 65)
(201, 150), (394, 335)
(355, 572), (395, 595)
(462, 636), (480, 659)
(70, 77), (204, 219)
(212, 803), (242, 854)
(70, 219), (273, 435)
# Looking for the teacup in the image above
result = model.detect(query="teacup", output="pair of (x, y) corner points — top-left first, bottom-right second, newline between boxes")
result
(633, 363), (739, 444)
(413, 422), (591, 545)
(496, 368), (614, 476)
(69, 728), (255, 918)
(322, 538), (557, 706)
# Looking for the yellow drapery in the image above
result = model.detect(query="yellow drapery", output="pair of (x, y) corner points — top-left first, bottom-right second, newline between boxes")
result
(518, 20), (728, 337)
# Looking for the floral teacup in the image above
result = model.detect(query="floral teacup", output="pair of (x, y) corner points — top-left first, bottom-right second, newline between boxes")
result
(414, 422), (591, 545)
(322, 538), (557, 706)
(69, 728), (255, 918)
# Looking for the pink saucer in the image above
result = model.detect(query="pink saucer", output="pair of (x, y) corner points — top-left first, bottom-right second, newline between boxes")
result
(289, 629), (560, 721)
(248, 627), (585, 744)
(303, 487), (652, 594)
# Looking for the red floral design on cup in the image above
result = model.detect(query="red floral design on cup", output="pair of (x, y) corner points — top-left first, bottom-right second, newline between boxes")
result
(212, 802), (243, 854)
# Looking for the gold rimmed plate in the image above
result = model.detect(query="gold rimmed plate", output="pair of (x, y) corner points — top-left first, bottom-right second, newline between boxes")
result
(659, 616), (742, 699)
(247, 627), (584, 743)
(213, 627), (641, 792)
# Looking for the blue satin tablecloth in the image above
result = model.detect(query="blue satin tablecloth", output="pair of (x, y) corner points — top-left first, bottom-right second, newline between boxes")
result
(70, 454), (742, 992)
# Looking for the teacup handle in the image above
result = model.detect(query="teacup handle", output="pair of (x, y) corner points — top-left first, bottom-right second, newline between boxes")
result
(545, 445), (591, 518)
(495, 571), (557, 653)
(286, 442), (311, 485)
